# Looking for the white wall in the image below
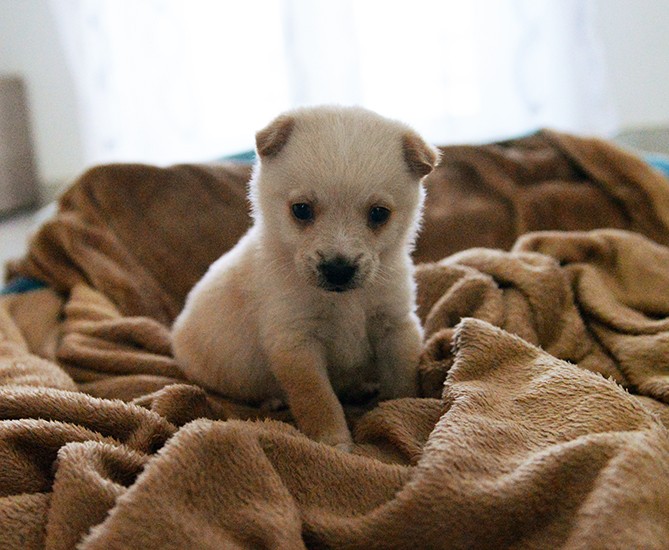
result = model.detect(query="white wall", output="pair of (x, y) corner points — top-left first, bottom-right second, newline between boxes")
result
(0, 0), (667, 187)
(594, 0), (669, 130)
(0, 0), (84, 187)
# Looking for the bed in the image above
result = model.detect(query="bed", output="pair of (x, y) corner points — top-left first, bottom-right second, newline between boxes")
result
(1, 129), (668, 549)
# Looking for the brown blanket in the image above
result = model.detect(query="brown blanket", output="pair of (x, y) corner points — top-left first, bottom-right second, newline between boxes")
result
(2, 131), (669, 548)
(9, 129), (669, 323)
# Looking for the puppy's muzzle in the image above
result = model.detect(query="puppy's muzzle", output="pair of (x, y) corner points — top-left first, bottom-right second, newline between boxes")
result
(317, 256), (358, 292)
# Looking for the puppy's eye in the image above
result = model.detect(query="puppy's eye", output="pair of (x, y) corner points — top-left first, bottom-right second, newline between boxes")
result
(368, 206), (391, 228)
(291, 202), (314, 223)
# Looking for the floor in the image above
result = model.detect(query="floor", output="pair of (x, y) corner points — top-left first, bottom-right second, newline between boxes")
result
(0, 208), (39, 281)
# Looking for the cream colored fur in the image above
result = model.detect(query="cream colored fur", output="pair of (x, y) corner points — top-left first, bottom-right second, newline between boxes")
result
(172, 106), (438, 449)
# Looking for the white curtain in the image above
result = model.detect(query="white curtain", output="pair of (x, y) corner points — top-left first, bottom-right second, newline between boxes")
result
(49, 0), (616, 167)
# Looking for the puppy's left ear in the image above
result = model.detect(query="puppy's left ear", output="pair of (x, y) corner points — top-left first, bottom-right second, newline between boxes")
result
(402, 131), (440, 178)
(256, 115), (295, 158)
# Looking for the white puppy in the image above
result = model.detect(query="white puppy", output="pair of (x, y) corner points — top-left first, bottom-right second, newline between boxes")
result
(172, 106), (438, 448)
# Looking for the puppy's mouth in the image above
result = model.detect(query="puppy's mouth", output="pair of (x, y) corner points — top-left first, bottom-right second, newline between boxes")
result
(318, 280), (358, 293)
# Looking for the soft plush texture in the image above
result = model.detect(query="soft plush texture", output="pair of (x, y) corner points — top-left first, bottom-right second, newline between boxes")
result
(9, 130), (669, 323)
(2, 130), (669, 549)
(416, 229), (669, 408)
(7, 162), (253, 324)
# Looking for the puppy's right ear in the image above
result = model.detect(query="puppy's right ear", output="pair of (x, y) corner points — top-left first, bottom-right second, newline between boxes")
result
(402, 131), (439, 178)
(255, 115), (295, 158)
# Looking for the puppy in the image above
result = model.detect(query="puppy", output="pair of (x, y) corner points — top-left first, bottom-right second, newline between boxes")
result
(172, 106), (438, 449)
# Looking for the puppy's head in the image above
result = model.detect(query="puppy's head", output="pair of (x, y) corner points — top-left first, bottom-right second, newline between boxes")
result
(251, 106), (438, 293)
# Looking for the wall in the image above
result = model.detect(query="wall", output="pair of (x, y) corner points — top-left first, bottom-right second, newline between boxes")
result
(594, 0), (669, 130)
(0, 0), (667, 188)
(0, 0), (84, 188)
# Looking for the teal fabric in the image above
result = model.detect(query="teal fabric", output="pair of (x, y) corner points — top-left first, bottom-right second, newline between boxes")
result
(646, 154), (669, 180)
(219, 149), (669, 182)
(217, 148), (669, 181)
(0, 277), (47, 295)
(2, 146), (667, 297)
(216, 147), (669, 180)
(220, 150), (256, 164)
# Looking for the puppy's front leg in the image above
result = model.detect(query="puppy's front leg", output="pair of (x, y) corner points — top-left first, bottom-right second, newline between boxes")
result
(373, 314), (422, 400)
(268, 344), (352, 450)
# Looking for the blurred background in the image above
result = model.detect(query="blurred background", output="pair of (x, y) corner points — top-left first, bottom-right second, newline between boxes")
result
(0, 0), (667, 207)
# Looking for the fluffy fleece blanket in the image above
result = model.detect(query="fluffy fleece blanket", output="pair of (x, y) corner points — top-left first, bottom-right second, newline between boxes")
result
(2, 130), (669, 549)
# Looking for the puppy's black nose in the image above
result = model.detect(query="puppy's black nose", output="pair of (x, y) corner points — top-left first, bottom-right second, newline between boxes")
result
(318, 257), (357, 290)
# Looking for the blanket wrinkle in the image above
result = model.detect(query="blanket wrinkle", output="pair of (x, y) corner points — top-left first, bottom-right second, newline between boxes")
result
(57, 284), (185, 383)
(130, 384), (215, 427)
(9, 163), (253, 324)
(9, 130), (669, 324)
(80, 420), (313, 550)
(0, 386), (176, 454)
(418, 229), (669, 405)
(441, 248), (572, 345)
(78, 417), (420, 550)
(541, 130), (669, 234)
(415, 247), (600, 398)
(0, 418), (121, 497)
(76, 374), (193, 401)
(351, 398), (445, 466)
(516, 229), (669, 319)
(514, 229), (669, 403)
(71, 319), (669, 550)
(412, 319), (669, 550)
(1, 287), (63, 362)
(414, 130), (669, 265)
(0, 292), (75, 390)
(46, 441), (148, 550)
(0, 492), (51, 549)
(2, 132), (669, 548)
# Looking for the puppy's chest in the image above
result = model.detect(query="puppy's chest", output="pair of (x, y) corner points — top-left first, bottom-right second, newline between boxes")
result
(315, 301), (373, 372)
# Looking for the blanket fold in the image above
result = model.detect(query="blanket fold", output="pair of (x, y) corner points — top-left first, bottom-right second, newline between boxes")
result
(44, 320), (669, 549)
(8, 163), (253, 324)
(2, 130), (669, 548)
(417, 229), (669, 407)
(9, 130), (669, 323)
